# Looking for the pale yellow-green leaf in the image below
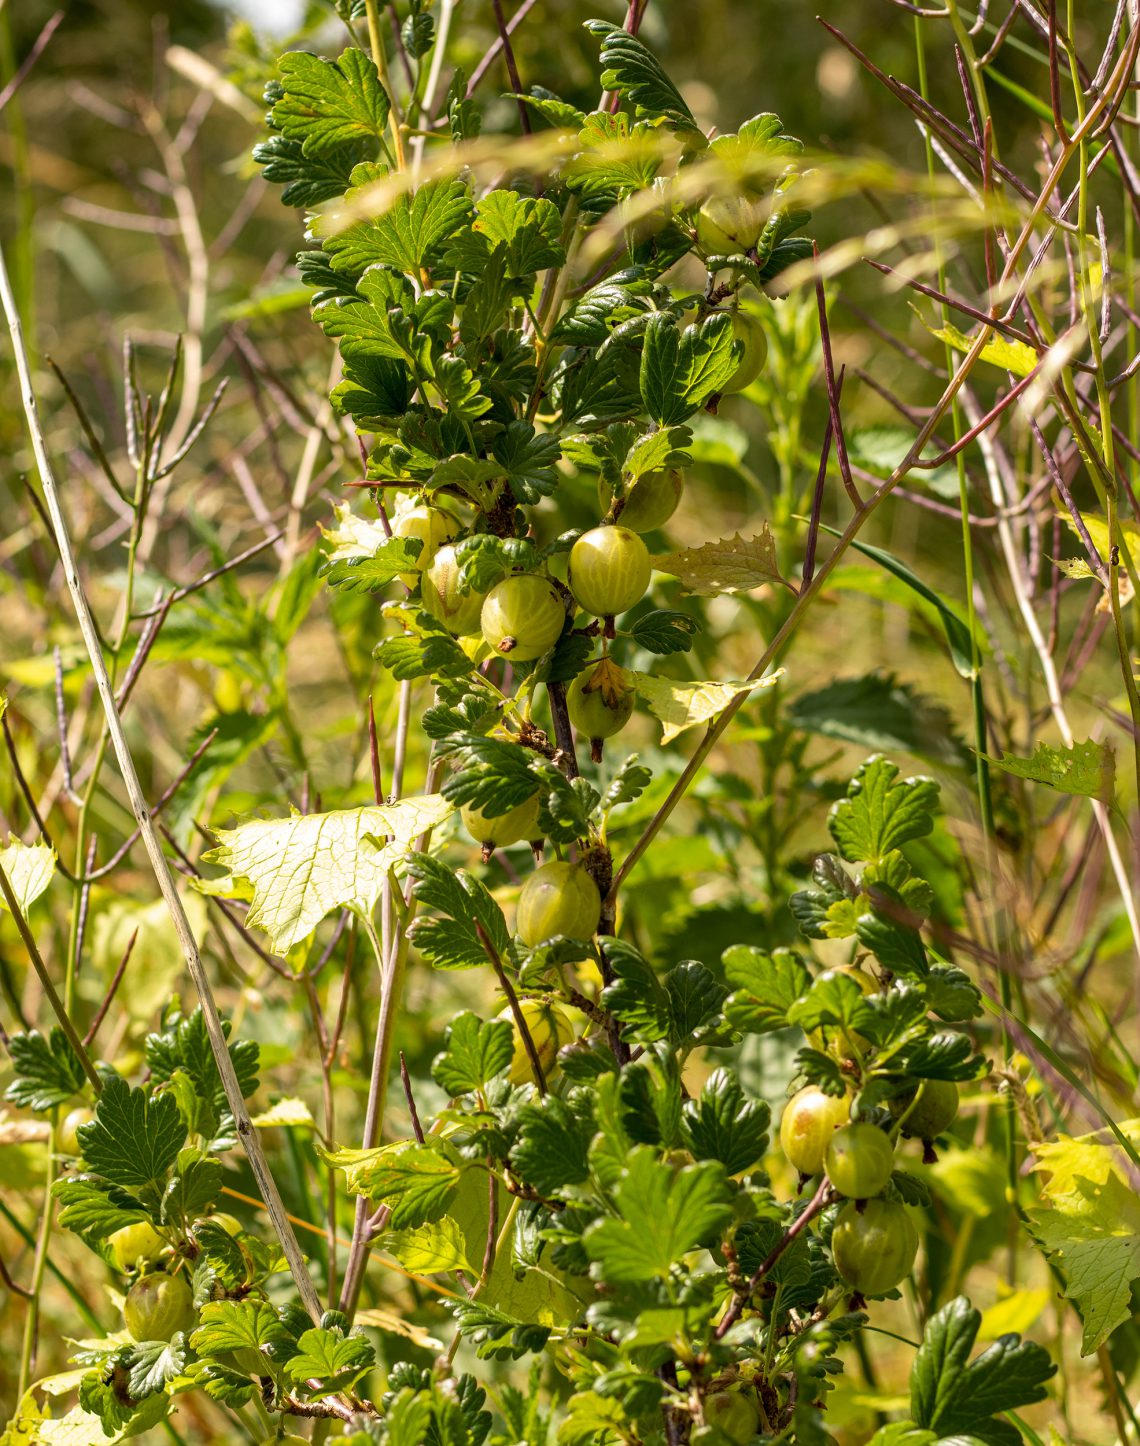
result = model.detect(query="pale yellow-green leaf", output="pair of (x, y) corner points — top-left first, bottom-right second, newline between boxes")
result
(628, 669), (783, 744)
(0, 839), (57, 915)
(353, 1307), (445, 1349)
(0, 1390), (109, 1446)
(1058, 509), (1140, 580)
(1031, 1119), (1140, 1200)
(927, 318), (1038, 378)
(0, 1391), (47, 1446)
(199, 797), (453, 951)
(1055, 557), (1097, 582)
(652, 527), (786, 595)
(378, 1215), (473, 1275)
(976, 1288), (1051, 1341)
(320, 502), (393, 561)
(251, 1097), (316, 1130)
(91, 890), (208, 1024)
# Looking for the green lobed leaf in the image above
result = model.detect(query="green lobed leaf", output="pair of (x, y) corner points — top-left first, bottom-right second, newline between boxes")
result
(286, 1326), (375, 1394)
(511, 1095), (594, 1197)
(407, 854), (512, 970)
(627, 609), (699, 654)
(829, 757), (940, 865)
(329, 1137), (464, 1228)
(54, 1174), (151, 1242)
(77, 1077), (187, 1195)
(909, 1295), (1055, 1437)
(639, 313), (738, 426)
(320, 537), (423, 593)
(273, 48), (390, 155)
(325, 174), (473, 275)
(583, 1147), (733, 1283)
(680, 1068), (769, 1174)
(432, 1012), (515, 1095)
(4, 1028), (86, 1111)
(980, 739), (1115, 803)
(584, 20), (701, 134)
(723, 946), (812, 1034)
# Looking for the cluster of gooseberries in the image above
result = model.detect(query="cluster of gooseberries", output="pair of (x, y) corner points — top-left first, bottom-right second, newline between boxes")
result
(384, 299), (769, 1086)
(388, 300), (768, 828)
(778, 969), (960, 1298)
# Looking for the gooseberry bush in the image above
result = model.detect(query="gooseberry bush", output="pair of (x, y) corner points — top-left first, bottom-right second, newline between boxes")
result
(4, 2), (1140, 1444)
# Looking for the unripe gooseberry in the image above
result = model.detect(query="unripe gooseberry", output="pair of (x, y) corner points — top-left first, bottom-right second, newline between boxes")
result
(824, 1122), (895, 1200)
(108, 1221), (168, 1273)
(498, 998), (578, 1086)
(392, 502), (460, 586)
(568, 526), (651, 619)
(123, 1271), (195, 1342)
(58, 1107), (93, 1157)
(705, 1388), (761, 1443)
(421, 544), (486, 636)
(516, 860), (601, 947)
(779, 1087), (850, 1178)
(461, 793), (543, 852)
(480, 575), (567, 661)
(720, 309), (768, 394)
(696, 192), (765, 255)
(831, 1198), (919, 1296)
(889, 1079), (959, 1142)
(600, 468), (684, 533)
(567, 659), (635, 762)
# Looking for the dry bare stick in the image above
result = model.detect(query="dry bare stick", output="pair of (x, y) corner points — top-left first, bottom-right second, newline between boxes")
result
(0, 239), (325, 1324)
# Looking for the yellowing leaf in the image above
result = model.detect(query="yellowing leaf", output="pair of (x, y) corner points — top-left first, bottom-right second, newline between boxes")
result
(652, 527), (787, 595)
(378, 1215), (473, 1275)
(353, 1306), (445, 1350)
(628, 669), (783, 743)
(0, 839), (56, 915)
(199, 797), (453, 951)
(320, 501), (394, 561)
(927, 318), (1038, 378)
(1031, 1119), (1140, 1200)
(977, 1289), (1051, 1341)
(251, 1097), (316, 1130)
(1028, 1171), (1140, 1355)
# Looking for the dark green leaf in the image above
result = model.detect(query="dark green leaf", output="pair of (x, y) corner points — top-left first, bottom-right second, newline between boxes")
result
(681, 1068), (769, 1174)
(5, 1028), (86, 1111)
(584, 21), (701, 134)
(627, 609), (699, 654)
(77, 1077), (187, 1195)
(910, 1296), (1055, 1438)
(723, 946), (812, 1033)
(432, 1013), (514, 1095)
(639, 313), (738, 426)
(511, 1095), (593, 1196)
(407, 855), (512, 970)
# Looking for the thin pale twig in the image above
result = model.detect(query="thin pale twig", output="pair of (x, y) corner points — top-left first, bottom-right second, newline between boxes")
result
(0, 238), (325, 1323)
